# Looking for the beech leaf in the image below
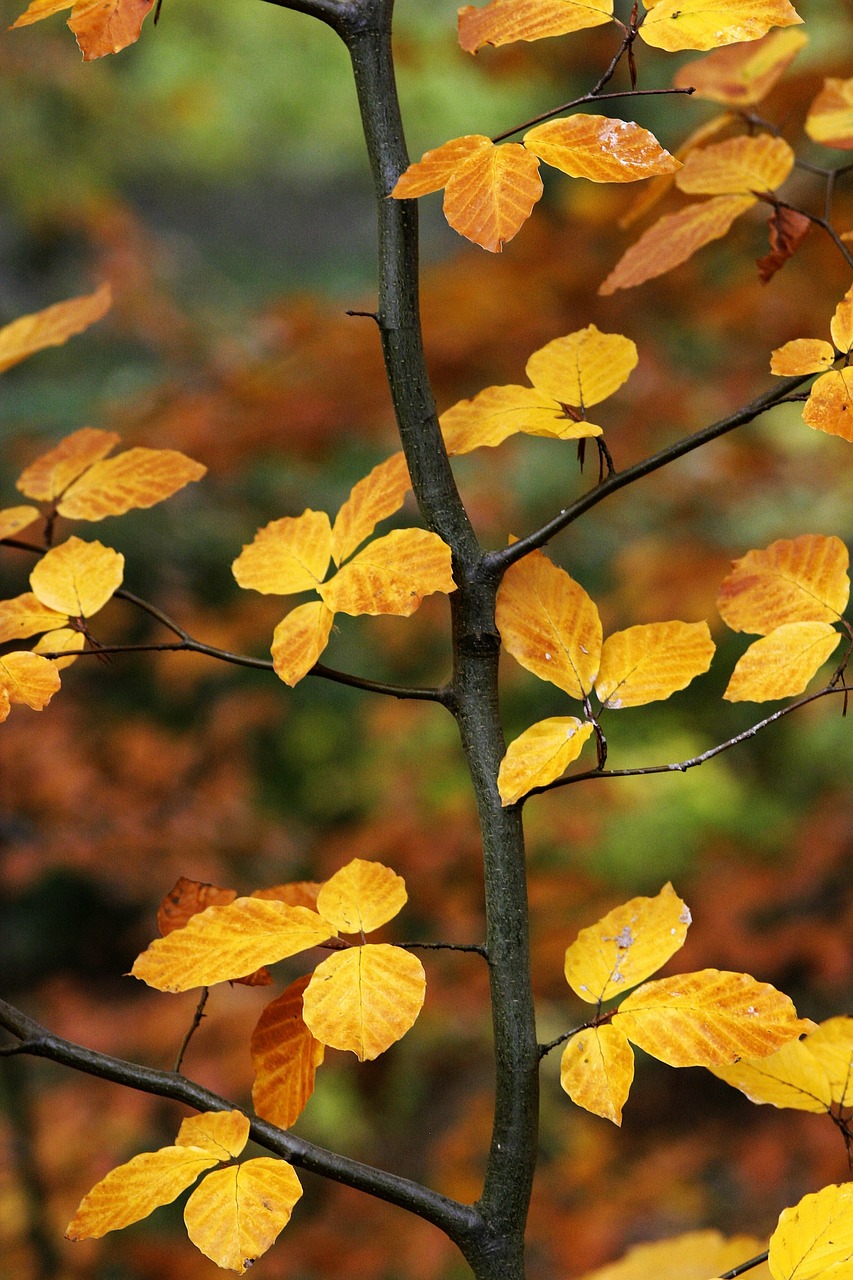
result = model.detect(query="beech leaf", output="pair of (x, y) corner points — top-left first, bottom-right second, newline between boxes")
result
(442, 141), (544, 252)
(805, 77), (853, 150)
(391, 135), (492, 198)
(251, 977), (325, 1130)
(183, 1159), (303, 1274)
(457, 0), (614, 54)
(29, 536), (124, 619)
(717, 534), (850, 634)
(807, 1016), (853, 1107)
(723, 621), (840, 702)
(66, 1146), (220, 1241)
(830, 285), (853, 356)
(316, 858), (407, 934)
(638, 0), (803, 54)
(175, 1111), (250, 1161)
(16, 427), (120, 503)
(672, 28), (808, 105)
(0, 284), (110, 374)
(498, 716), (594, 805)
(710, 1036), (833, 1112)
(0, 650), (62, 711)
(595, 620), (715, 708)
(271, 601), (335, 687)
(330, 452), (411, 566)
(768, 1183), (853, 1280)
(0, 505), (40, 540)
(0, 593), (67, 645)
(525, 326), (638, 409)
(33, 627), (85, 669)
(13, 0), (157, 60)
(57, 448), (206, 520)
(560, 1024), (634, 1125)
(770, 338), (835, 376)
(802, 369), (853, 441)
(675, 135), (794, 195)
(302, 943), (426, 1061)
(233, 511), (333, 596)
(318, 528), (455, 617)
(524, 115), (679, 184)
(575, 1231), (772, 1280)
(440, 385), (602, 454)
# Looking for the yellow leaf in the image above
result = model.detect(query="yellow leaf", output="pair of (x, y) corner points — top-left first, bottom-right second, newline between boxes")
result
(66, 1146), (220, 1241)
(16, 427), (120, 503)
(0, 284), (111, 375)
(183, 1159), (303, 1274)
(443, 141), (543, 252)
(0, 593), (66, 644)
(639, 0), (803, 53)
(29, 536), (124, 618)
(710, 1037), (833, 1112)
(131, 899), (334, 993)
(675, 134), (794, 195)
(391, 135), (492, 198)
(10, 0), (73, 24)
(441, 385), (601, 454)
(802, 368), (853, 441)
(804, 1017), (853, 1107)
(271, 601), (335, 687)
(599, 195), (755, 294)
(619, 113), (735, 229)
(0, 650), (61, 710)
(524, 115), (680, 184)
(595, 620), (715, 708)
(495, 548), (602, 698)
(560, 1024), (634, 1124)
(458, 0), (613, 54)
(56, 448), (206, 520)
(614, 969), (810, 1068)
(251, 977), (325, 1130)
(175, 1111), (250, 1160)
(302, 944), (425, 1061)
(717, 535), (850, 634)
(317, 858), (407, 934)
(498, 717), (594, 805)
(770, 338), (836, 376)
(33, 627), (85, 669)
(233, 510), (333, 596)
(525, 326), (638, 409)
(576, 1231), (772, 1280)
(564, 883), (691, 1004)
(318, 528), (455, 617)
(830, 285), (853, 357)
(723, 621), (840, 702)
(0, 505), (40, 539)
(768, 1183), (853, 1280)
(805, 77), (853, 150)
(672, 28), (808, 105)
(330, 452), (411, 566)
(0, 688), (9, 724)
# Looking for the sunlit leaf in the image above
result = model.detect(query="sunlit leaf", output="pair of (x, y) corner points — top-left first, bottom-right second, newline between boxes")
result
(717, 534), (850, 634)
(440, 385), (601, 454)
(802, 368), (853, 441)
(564, 883), (691, 1004)
(302, 944), (425, 1061)
(157, 878), (238, 936)
(830, 285), (853, 356)
(391, 135), (492, 198)
(317, 859), (407, 934)
(768, 1183), (853, 1280)
(318, 528), (455, 617)
(770, 338), (835, 376)
(232, 511), (333, 596)
(251, 977), (325, 1130)
(639, 0), (803, 53)
(723, 621), (840, 702)
(443, 141), (543, 252)
(0, 284), (110, 375)
(16, 427), (120, 503)
(0, 650), (62, 710)
(14, 0), (157, 60)
(330, 452), (411, 566)
(525, 326), (638, 409)
(183, 1159), (303, 1274)
(595, 620), (715, 708)
(807, 1017), (853, 1107)
(57, 448), (206, 520)
(524, 115), (679, 184)
(498, 716), (594, 805)
(675, 135), (794, 195)
(560, 1024), (634, 1124)
(33, 627), (85, 669)
(29, 536), (124, 618)
(0, 505), (40, 539)
(0, 593), (66, 644)
(576, 1231), (772, 1280)
(271, 601), (335, 687)
(65, 1146), (219, 1241)
(619, 113), (735, 228)
(805, 77), (853, 150)
(672, 28), (808, 105)
(458, 0), (614, 54)
(710, 1036), (833, 1112)
(175, 1112), (250, 1161)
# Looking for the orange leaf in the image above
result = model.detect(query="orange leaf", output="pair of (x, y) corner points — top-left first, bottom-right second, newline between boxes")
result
(30, 536), (124, 618)
(69, 0), (155, 59)
(66, 1146), (220, 1241)
(599, 195), (755, 294)
(525, 326), (638, 409)
(302, 943), (425, 1061)
(723, 622), (840, 702)
(717, 534), (850, 634)
(595, 620), (715, 708)
(0, 284), (110, 374)
(495, 548), (602, 698)
(830, 284), (853, 356)
(16, 427), (120, 503)
(57, 448), (206, 520)
(524, 115), (680, 184)
(560, 1024), (634, 1125)
(252, 882), (323, 910)
(672, 27), (807, 105)
(330, 452), (411, 566)
(497, 717), (594, 805)
(317, 858), (407, 934)
(675, 135), (794, 195)
(441, 385), (601, 454)
(0, 506), (40, 539)
(251, 977), (325, 1130)
(619, 112), (735, 229)
(391, 136), (492, 198)
(0, 593), (66, 645)
(458, 0), (613, 54)
(805, 77), (853, 150)
(0, 650), (62, 711)
(638, 0), (803, 54)
(770, 338), (835, 377)
(33, 627), (85, 669)
(157, 878), (238, 936)
(271, 601), (335, 687)
(443, 141), (543, 252)
(318, 528), (455, 617)
(233, 510), (333, 596)
(802, 369), (853, 441)
(183, 1159), (303, 1274)
(0, 688), (9, 725)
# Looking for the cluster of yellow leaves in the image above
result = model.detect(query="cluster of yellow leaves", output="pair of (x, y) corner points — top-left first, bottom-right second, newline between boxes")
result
(716, 534), (850, 701)
(66, 1109), (302, 1274)
(559, 884), (810, 1126)
(10, 0), (155, 61)
(495, 548), (715, 802)
(770, 285), (853, 442)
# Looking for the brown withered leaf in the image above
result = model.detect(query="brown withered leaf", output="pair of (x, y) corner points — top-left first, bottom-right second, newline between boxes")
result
(757, 204), (811, 283)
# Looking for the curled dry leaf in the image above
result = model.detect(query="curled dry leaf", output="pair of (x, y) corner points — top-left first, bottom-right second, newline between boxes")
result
(757, 203), (811, 282)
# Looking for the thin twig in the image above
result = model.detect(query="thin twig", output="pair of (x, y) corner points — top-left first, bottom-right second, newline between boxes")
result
(400, 941), (489, 957)
(718, 1252), (770, 1279)
(173, 988), (209, 1074)
(491, 87), (694, 146)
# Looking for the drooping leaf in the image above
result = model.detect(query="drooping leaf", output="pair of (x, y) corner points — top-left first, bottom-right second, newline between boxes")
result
(564, 883), (691, 1004)
(391, 136), (493, 198)
(723, 621), (840, 702)
(175, 1112), (250, 1161)
(770, 338), (835, 376)
(0, 284), (111, 375)
(805, 77), (853, 150)
(232, 511), (333, 596)
(318, 528), (455, 617)
(33, 627), (85, 669)
(12, 0), (157, 60)
(498, 716), (594, 805)
(639, 0), (803, 54)
(316, 859), (407, 935)
(302, 944), (425, 1061)
(595, 620), (715, 708)
(270, 601), (335, 687)
(442, 141), (544, 252)
(440, 385), (602, 454)
(29, 536), (124, 618)
(524, 115), (680, 184)
(830, 285), (853, 356)
(675, 135), (794, 195)
(183, 1159), (303, 1274)
(802, 1016), (853, 1107)
(757, 204), (811, 282)
(330, 452), (411, 566)
(710, 1036), (833, 1112)
(525, 326), (638, 409)
(65, 1146), (220, 1241)
(457, 0), (614, 54)
(0, 505), (40, 539)
(251, 977), (325, 1130)
(157, 878), (238, 936)
(0, 650), (62, 711)
(56, 448), (206, 520)
(717, 535), (850, 634)
(575, 1231), (772, 1280)
(768, 1183), (853, 1280)
(560, 1023), (634, 1125)
(0, 593), (66, 644)
(16, 427), (120, 503)
(802, 368), (853, 441)
(672, 28), (808, 105)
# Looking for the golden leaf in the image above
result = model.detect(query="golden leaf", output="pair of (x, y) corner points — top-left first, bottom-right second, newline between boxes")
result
(33, 627), (85, 669)
(175, 1112), (250, 1161)
(723, 621), (840, 702)
(564, 883), (691, 1004)
(672, 28), (808, 105)
(524, 115), (680, 184)
(0, 284), (111, 375)
(599, 195), (755, 294)
(525, 326), (638, 409)
(131, 899), (334, 993)
(560, 1024), (634, 1125)
(495, 548), (602, 699)
(440, 385), (601, 454)
(805, 77), (853, 150)
(0, 650), (62, 711)
(458, 0), (613, 54)
(770, 338), (836, 376)
(442, 141), (543, 252)
(768, 1183), (853, 1280)
(157, 878), (237, 936)
(675, 134), (794, 195)
(619, 113), (735, 229)
(271, 601), (335, 687)
(802, 368), (853, 441)
(0, 594), (65, 645)
(639, 0), (803, 53)
(183, 1159), (303, 1274)
(330, 452), (411, 566)
(232, 510), (333, 596)
(804, 1016), (853, 1107)
(318, 528), (455, 617)
(0, 505), (40, 539)
(317, 858), (407, 934)
(16, 427), (120, 503)
(576, 1231), (772, 1280)
(66, 1146), (219, 1241)
(710, 1037), (833, 1112)
(302, 944), (425, 1061)
(595, 620), (715, 708)
(29, 537), (124, 618)
(830, 284), (853, 356)
(0, 688), (9, 724)
(614, 969), (809, 1068)
(717, 534), (849, 634)
(251, 977), (325, 1130)
(498, 716), (594, 805)
(57, 448), (206, 520)
(391, 135), (492, 198)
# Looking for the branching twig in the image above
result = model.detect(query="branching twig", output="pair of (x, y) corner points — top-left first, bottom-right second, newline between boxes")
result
(173, 988), (209, 1073)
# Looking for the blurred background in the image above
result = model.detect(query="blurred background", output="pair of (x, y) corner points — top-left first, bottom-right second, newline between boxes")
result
(2, 1), (853, 1276)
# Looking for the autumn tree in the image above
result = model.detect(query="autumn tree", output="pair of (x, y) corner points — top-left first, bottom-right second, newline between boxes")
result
(2, 1), (853, 1279)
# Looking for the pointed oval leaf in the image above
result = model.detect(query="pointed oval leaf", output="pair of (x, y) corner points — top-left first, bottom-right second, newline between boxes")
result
(331, 452), (411, 566)
(271, 601), (335, 687)
(458, 0), (613, 54)
(496, 548), (602, 698)
(802, 368), (853, 441)
(710, 1037), (833, 1112)
(184, 1159), (303, 1274)
(69, 0), (156, 60)
(717, 535), (850, 634)
(768, 1183), (853, 1280)
(33, 626), (85, 669)
(318, 528), (455, 617)
(0, 505), (40, 539)
(619, 112), (735, 229)
(442, 142), (543, 252)
(615, 969), (810, 1067)
(233, 510), (332, 596)
(560, 1024), (635, 1125)
(807, 1017), (853, 1107)
(498, 716), (594, 805)
(66, 1146), (219, 1241)
(805, 77), (853, 150)
(595, 620), (715, 708)
(11, 0), (74, 27)
(131, 899), (334, 993)
(302, 944), (425, 1061)
(525, 326), (638, 409)
(0, 593), (65, 644)
(16, 427), (119, 503)
(175, 1111), (250, 1160)
(577, 1231), (772, 1280)
(317, 859), (407, 935)
(723, 621), (840, 702)
(830, 285), (853, 357)
(599, 195), (755, 294)
(770, 338), (836, 376)
(565, 883), (691, 1004)
(57, 448), (206, 520)
(675, 135), (794, 195)
(0, 650), (62, 710)
(0, 284), (111, 375)
(639, 0), (803, 53)
(441, 385), (601, 454)
(251, 977), (325, 1130)
(30, 536), (124, 618)
(391, 135), (492, 198)
(672, 28), (808, 105)
(525, 115), (680, 184)
(157, 878), (237, 936)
